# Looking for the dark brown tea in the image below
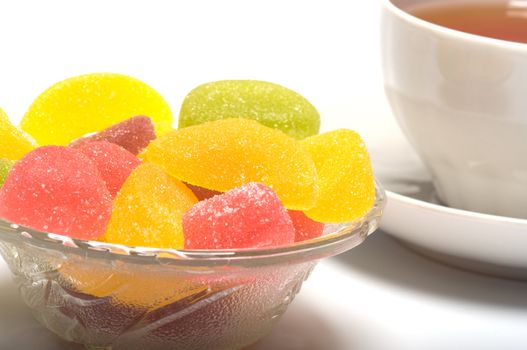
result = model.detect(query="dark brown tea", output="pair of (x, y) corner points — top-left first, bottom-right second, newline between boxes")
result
(406, 1), (527, 44)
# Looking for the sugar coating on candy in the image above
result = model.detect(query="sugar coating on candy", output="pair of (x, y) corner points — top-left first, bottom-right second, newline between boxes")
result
(302, 129), (375, 223)
(70, 116), (156, 155)
(0, 158), (14, 187)
(183, 182), (295, 249)
(0, 146), (112, 239)
(144, 118), (318, 210)
(77, 141), (141, 198)
(288, 210), (324, 242)
(0, 108), (35, 160)
(21, 73), (173, 146)
(179, 80), (320, 139)
(101, 163), (198, 249)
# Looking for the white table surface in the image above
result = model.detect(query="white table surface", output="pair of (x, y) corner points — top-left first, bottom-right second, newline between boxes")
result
(1, 1), (527, 349)
(2, 232), (527, 350)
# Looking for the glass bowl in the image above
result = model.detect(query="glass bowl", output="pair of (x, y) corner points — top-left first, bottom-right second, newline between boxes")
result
(0, 183), (385, 350)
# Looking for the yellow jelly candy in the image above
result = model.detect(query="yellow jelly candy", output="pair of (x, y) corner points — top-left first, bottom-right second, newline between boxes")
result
(144, 118), (318, 210)
(100, 162), (198, 249)
(0, 108), (35, 160)
(21, 73), (173, 145)
(302, 129), (375, 223)
(59, 259), (208, 309)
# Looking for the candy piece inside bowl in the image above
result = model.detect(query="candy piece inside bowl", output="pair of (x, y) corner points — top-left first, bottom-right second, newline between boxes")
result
(0, 182), (384, 350)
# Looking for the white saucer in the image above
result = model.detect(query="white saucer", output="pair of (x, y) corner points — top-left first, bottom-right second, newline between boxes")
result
(378, 163), (527, 280)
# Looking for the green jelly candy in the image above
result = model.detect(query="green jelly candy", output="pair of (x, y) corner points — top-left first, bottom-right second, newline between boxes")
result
(178, 80), (320, 139)
(0, 158), (14, 186)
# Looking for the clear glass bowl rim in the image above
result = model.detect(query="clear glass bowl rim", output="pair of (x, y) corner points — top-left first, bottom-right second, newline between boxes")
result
(0, 181), (385, 268)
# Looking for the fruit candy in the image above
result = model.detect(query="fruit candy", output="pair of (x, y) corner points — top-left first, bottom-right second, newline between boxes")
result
(183, 182), (295, 249)
(60, 258), (209, 309)
(101, 163), (198, 249)
(0, 108), (35, 160)
(0, 158), (14, 187)
(21, 73), (173, 146)
(70, 116), (156, 155)
(185, 183), (222, 201)
(302, 129), (375, 223)
(178, 80), (320, 139)
(77, 141), (141, 198)
(144, 118), (318, 210)
(0, 146), (112, 239)
(288, 210), (324, 242)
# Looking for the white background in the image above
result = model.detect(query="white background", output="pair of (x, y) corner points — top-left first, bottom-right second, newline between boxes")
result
(0, 0), (389, 132)
(0, 1), (526, 349)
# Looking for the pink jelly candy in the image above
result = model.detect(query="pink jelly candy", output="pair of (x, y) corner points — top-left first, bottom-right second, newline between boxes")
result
(0, 146), (112, 240)
(69, 116), (156, 155)
(77, 141), (141, 198)
(183, 182), (295, 249)
(288, 210), (324, 242)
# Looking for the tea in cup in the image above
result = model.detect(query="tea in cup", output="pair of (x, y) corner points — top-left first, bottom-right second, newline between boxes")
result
(381, 0), (527, 219)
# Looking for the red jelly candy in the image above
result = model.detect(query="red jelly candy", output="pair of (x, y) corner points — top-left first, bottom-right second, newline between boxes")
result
(0, 146), (112, 240)
(183, 182), (295, 249)
(70, 116), (156, 155)
(288, 210), (324, 242)
(184, 183), (222, 201)
(78, 141), (141, 197)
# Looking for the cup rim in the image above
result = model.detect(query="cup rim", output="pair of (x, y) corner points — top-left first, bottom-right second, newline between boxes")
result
(0, 181), (386, 268)
(382, 0), (527, 52)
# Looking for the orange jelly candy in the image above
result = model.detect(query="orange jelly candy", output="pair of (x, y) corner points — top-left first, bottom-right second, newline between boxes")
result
(100, 162), (198, 249)
(302, 129), (375, 223)
(143, 118), (318, 210)
(59, 258), (208, 310)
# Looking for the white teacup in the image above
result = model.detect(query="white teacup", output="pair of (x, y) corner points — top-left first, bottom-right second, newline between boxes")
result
(381, 0), (527, 219)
